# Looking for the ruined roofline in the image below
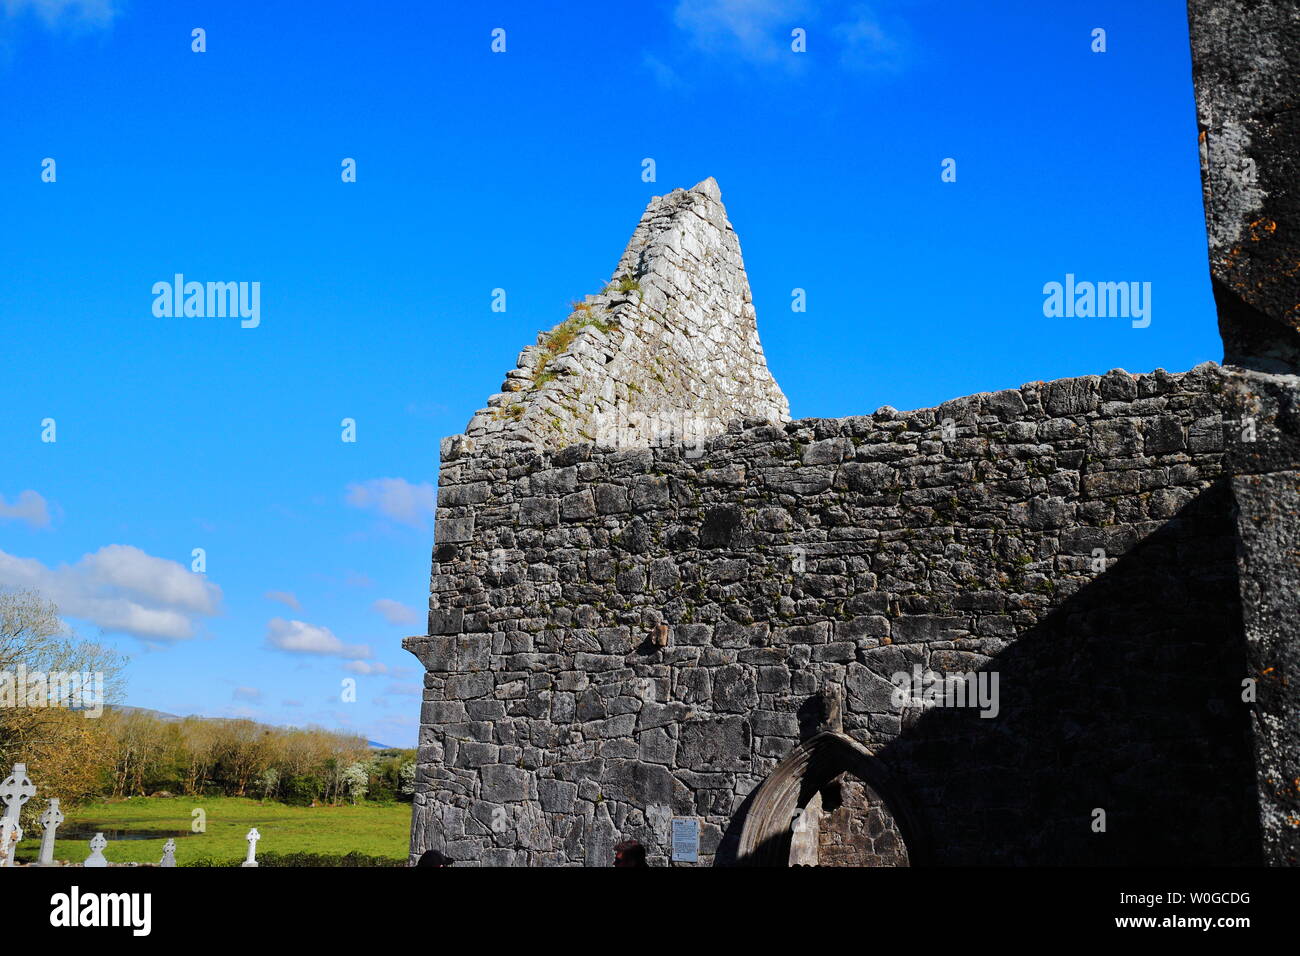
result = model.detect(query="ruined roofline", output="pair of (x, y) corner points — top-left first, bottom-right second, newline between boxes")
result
(440, 361), (1230, 465)
(461, 178), (790, 452)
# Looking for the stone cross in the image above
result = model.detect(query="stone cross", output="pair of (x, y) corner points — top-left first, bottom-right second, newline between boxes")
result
(37, 798), (63, 866)
(0, 763), (36, 823)
(0, 763), (35, 868)
(0, 819), (19, 867)
(241, 827), (260, 867)
(84, 832), (108, 867)
(159, 839), (176, 868)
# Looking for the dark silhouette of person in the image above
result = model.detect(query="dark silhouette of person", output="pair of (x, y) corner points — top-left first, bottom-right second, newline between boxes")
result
(613, 840), (647, 867)
(416, 849), (452, 867)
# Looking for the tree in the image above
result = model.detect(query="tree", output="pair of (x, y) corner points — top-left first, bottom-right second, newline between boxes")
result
(0, 589), (125, 821)
(341, 761), (370, 804)
(398, 760), (416, 798)
(101, 709), (173, 797)
(178, 717), (223, 796)
(257, 766), (280, 801)
(217, 720), (274, 797)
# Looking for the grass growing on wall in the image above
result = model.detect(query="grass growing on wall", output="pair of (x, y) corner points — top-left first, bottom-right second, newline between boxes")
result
(533, 308), (616, 389)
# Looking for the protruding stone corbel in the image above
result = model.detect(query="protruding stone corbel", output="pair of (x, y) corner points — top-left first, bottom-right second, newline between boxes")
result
(817, 683), (843, 735)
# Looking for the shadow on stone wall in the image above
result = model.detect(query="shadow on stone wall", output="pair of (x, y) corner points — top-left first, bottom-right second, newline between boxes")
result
(721, 480), (1262, 866)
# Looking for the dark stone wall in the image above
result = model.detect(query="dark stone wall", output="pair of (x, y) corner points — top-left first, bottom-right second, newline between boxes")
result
(811, 776), (909, 867)
(407, 363), (1266, 865)
(1187, 1), (1300, 864)
(1187, 0), (1300, 372)
(1224, 368), (1300, 864)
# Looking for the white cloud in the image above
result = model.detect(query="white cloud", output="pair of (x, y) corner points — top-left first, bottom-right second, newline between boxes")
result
(2, 0), (119, 28)
(345, 478), (436, 529)
(0, 544), (222, 642)
(376, 713), (417, 730)
(673, 0), (810, 63)
(264, 590), (301, 610)
(265, 617), (371, 659)
(371, 598), (419, 627)
(233, 686), (262, 703)
(669, 0), (907, 74)
(833, 4), (908, 72)
(344, 660), (388, 675)
(643, 52), (685, 90)
(384, 682), (421, 697)
(309, 707), (356, 728)
(368, 712), (418, 747)
(0, 490), (51, 529)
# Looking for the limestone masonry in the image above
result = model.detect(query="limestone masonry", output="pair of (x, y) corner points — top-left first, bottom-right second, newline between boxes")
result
(406, 2), (1300, 867)
(1188, 0), (1300, 372)
(464, 177), (789, 452)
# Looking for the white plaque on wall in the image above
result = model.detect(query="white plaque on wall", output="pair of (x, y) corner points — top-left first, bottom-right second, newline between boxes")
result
(671, 817), (699, 862)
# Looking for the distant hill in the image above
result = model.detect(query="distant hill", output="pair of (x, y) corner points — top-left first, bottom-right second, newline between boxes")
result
(108, 705), (395, 749)
(110, 704), (183, 721)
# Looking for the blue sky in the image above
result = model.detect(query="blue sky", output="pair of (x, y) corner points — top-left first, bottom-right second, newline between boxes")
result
(0, 1), (1215, 747)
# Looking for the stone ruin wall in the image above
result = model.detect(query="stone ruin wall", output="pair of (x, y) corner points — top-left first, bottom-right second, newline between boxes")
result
(1187, 0), (1300, 863)
(462, 177), (788, 453)
(407, 362), (1293, 866)
(406, 1), (1300, 865)
(1187, 0), (1300, 372)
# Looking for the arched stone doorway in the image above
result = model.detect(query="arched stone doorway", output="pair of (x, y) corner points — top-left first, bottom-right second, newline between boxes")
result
(788, 772), (910, 866)
(737, 731), (927, 867)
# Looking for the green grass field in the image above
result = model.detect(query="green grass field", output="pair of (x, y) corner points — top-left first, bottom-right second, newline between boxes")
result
(15, 796), (412, 865)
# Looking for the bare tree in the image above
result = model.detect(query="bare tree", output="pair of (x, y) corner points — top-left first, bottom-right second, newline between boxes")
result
(0, 589), (126, 817)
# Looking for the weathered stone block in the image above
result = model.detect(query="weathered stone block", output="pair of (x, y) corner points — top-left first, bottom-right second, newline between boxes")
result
(435, 516), (474, 544)
(638, 701), (688, 731)
(538, 778), (578, 813)
(679, 716), (750, 771)
(519, 497), (559, 527)
(890, 616), (967, 644)
(531, 467), (578, 495)
(638, 727), (677, 764)
(593, 483), (631, 514)
(480, 764), (529, 803)
(438, 482), (489, 507)
(420, 700), (466, 724)
(631, 475), (670, 511)
(428, 613), (465, 634)
(560, 489), (597, 521)
(445, 673), (494, 699)
(1042, 377), (1100, 416)
(700, 504), (744, 549)
(803, 437), (852, 465)
(455, 742), (499, 768)
(712, 664), (758, 712)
